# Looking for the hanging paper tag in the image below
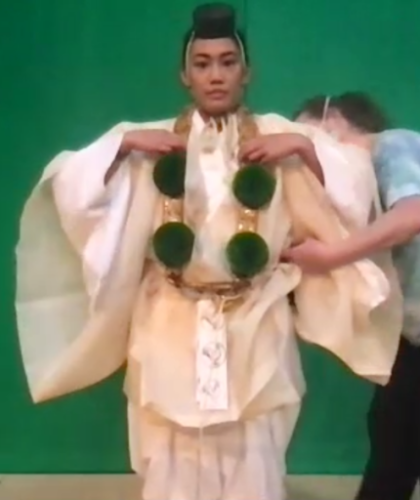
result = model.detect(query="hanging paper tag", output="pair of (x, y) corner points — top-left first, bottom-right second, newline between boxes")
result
(196, 299), (229, 411)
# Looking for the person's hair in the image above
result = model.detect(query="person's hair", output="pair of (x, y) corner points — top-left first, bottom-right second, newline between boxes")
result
(334, 92), (390, 133)
(292, 94), (331, 120)
(294, 91), (390, 133)
(181, 29), (249, 68)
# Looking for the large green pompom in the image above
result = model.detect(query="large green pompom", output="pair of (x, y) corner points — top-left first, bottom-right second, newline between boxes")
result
(232, 165), (276, 210)
(153, 153), (186, 198)
(226, 232), (269, 279)
(152, 222), (194, 269)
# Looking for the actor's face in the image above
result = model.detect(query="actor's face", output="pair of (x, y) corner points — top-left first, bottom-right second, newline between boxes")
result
(182, 38), (249, 116)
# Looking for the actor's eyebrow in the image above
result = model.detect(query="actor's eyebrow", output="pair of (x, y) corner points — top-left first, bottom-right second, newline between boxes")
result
(193, 50), (237, 59)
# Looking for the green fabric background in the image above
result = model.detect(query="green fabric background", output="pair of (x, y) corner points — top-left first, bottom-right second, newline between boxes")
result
(1, 0), (419, 473)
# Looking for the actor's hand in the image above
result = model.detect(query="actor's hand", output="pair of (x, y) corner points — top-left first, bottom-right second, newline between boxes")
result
(282, 238), (340, 274)
(239, 133), (310, 164)
(121, 130), (186, 156)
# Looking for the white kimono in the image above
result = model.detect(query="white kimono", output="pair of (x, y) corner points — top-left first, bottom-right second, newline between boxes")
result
(15, 111), (402, 500)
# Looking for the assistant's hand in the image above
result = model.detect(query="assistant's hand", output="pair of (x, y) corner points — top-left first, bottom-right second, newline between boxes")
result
(282, 238), (342, 274)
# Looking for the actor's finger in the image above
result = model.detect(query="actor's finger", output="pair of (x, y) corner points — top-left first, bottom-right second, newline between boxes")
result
(168, 135), (187, 150)
(238, 139), (260, 159)
(246, 148), (265, 162)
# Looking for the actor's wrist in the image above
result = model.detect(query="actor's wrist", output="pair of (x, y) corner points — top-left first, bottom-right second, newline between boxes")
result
(120, 131), (136, 156)
(293, 135), (314, 159)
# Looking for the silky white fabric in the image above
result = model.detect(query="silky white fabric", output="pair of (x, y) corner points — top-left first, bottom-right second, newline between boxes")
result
(127, 403), (300, 500)
(310, 128), (391, 308)
(311, 127), (378, 228)
(123, 112), (304, 500)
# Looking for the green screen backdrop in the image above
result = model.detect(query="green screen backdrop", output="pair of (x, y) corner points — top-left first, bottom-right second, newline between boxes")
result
(1, 0), (419, 474)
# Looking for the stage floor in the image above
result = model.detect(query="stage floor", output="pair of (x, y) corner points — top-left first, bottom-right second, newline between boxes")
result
(0, 474), (365, 500)
(0, 474), (419, 499)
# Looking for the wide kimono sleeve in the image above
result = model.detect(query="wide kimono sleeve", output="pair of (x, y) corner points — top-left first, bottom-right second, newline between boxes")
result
(15, 119), (172, 403)
(257, 113), (403, 385)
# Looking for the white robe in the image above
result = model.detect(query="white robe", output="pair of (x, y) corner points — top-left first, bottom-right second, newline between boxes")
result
(15, 111), (402, 500)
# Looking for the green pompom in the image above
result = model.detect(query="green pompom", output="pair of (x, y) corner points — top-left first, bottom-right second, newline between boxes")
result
(232, 165), (276, 210)
(226, 232), (269, 279)
(153, 153), (186, 198)
(152, 222), (194, 269)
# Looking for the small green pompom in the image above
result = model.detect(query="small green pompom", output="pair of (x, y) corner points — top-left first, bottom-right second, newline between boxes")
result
(232, 165), (276, 210)
(152, 222), (194, 269)
(153, 153), (186, 198)
(226, 232), (269, 279)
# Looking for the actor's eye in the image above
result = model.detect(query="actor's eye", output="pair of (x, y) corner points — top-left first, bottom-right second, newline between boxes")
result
(193, 61), (208, 69)
(222, 59), (237, 67)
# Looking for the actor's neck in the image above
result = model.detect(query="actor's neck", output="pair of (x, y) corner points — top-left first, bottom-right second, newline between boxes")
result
(197, 105), (240, 124)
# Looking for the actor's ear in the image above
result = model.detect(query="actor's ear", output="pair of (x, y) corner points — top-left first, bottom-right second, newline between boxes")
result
(180, 70), (191, 88)
(242, 67), (251, 86)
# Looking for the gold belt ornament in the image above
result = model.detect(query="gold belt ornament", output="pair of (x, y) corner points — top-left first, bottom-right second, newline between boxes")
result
(166, 270), (250, 311)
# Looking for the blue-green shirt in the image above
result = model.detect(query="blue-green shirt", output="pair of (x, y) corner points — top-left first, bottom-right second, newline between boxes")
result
(373, 129), (420, 340)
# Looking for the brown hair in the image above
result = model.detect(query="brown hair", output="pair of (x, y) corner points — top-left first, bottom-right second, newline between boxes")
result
(295, 91), (390, 132)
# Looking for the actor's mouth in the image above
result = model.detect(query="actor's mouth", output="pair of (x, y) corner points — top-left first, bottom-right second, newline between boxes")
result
(207, 90), (227, 99)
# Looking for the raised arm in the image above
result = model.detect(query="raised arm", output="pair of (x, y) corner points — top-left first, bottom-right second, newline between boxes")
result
(327, 132), (420, 265)
(249, 113), (326, 184)
(47, 121), (182, 261)
(105, 128), (186, 184)
(284, 131), (420, 272)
